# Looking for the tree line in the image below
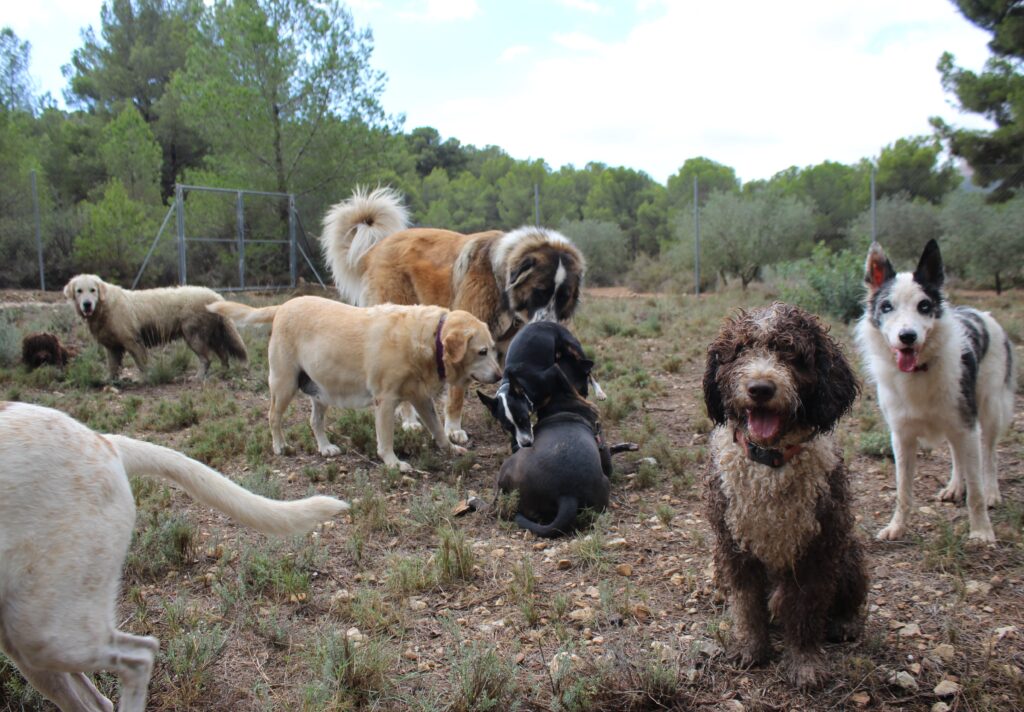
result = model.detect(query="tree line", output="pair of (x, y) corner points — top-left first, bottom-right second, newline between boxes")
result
(0, 0), (1021, 300)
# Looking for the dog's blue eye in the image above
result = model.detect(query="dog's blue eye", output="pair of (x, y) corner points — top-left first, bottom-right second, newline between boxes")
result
(880, 301), (893, 314)
(917, 300), (932, 315)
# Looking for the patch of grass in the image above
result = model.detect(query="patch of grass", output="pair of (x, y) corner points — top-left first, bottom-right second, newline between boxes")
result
(409, 484), (461, 529)
(632, 460), (660, 489)
(304, 631), (392, 709)
(145, 393), (199, 431)
(434, 524), (476, 583)
(160, 623), (227, 709)
(125, 511), (197, 581)
(186, 415), (249, 467)
(237, 543), (313, 601)
(655, 503), (674, 527)
(0, 651), (43, 708)
(858, 430), (893, 458)
(385, 553), (435, 596)
(71, 394), (142, 432)
(350, 471), (400, 535)
(0, 317), (21, 367)
(921, 521), (968, 577)
(447, 640), (518, 712)
(238, 464), (283, 500)
(335, 409), (376, 457)
(144, 344), (194, 385)
(331, 587), (406, 636)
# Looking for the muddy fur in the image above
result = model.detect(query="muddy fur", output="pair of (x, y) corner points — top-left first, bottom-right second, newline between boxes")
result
(21, 333), (74, 370)
(64, 274), (247, 380)
(702, 303), (867, 689)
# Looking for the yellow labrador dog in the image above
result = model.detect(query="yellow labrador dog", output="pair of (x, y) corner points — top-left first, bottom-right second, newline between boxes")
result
(0, 401), (349, 712)
(209, 296), (502, 471)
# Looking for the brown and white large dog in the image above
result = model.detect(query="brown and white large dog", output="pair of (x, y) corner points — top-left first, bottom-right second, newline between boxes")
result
(320, 186), (585, 443)
(64, 274), (247, 380)
(209, 297), (502, 472)
(703, 304), (867, 688)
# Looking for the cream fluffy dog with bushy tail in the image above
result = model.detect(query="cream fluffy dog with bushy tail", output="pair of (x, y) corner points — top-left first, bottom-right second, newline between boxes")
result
(0, 401), (349, 712)
(64, 273), (247, 380)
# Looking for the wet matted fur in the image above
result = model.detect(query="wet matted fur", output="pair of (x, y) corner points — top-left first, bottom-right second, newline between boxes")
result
(856, 239), (1015, 542)
(209, 297), (502, 472)
(702, 303), (867, 688)
(64, 274), (247, 380)
(319, 186), (586, 444)
(0, 401), (348, 712)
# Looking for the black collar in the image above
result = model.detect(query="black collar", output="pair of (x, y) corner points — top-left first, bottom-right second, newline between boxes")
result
(734, 429), (803, 468)
(435, 314), (447, 381)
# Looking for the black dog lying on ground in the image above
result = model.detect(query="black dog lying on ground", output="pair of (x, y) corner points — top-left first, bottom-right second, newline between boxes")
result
(481, 322), (634, 537)
(478, 321), (595, 451)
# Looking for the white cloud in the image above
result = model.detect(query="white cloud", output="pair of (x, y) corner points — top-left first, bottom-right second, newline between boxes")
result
(558, 0), (607, 14)
(499, 45), (532, 63)
(417, 0), (995, 183)
(398, 0), (480, 22)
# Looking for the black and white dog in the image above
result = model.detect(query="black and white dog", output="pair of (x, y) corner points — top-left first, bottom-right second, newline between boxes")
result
(478, 321), (596, 451)
(856, 239), (1016, 542)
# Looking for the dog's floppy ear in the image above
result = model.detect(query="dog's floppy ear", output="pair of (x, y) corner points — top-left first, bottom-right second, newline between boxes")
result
(864, 242), (895, 291)
(442, 328), (469, 368)
(509, 256), (536, 287)
(807, 327), (859, 433)
(913, 239), (944, 289)
(63, 278), (75, 299)
(702, 349), (727, 425)
(559, 343), (595, 376)
(477, 391), (500, 418)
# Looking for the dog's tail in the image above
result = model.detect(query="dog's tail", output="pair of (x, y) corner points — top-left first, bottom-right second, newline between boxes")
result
(206, 300), (278, 327)
(320, 185), (409, 304)
(108, 435), (349, 536)
(515, 496), (578, 539)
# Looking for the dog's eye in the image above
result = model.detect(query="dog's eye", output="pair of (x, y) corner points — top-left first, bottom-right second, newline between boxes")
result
(917, 300), (932, 315)
(880, 300), (893, 314)
(478, 347), (488, 356)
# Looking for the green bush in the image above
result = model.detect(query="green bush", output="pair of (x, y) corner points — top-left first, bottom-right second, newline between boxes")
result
(778, 242), (865, 323)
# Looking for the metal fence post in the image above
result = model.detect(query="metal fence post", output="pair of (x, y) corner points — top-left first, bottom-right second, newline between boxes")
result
(31, 170), (44, 291)
(175, 184), (186, 285)
(236, 191), (245, 290)
(288, 194), (297, 288)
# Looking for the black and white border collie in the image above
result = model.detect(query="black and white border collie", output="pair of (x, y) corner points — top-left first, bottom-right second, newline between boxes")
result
(856, 239), (1016, 543)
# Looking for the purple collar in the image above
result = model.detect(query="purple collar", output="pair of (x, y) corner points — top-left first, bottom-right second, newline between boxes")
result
(435, 314), (447, 381)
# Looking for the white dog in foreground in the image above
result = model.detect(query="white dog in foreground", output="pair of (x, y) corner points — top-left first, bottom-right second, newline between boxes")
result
(857, 239), (1015, 543)
(0, 401), (349, 712)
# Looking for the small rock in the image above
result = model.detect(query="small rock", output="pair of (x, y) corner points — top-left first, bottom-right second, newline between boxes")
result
(695, 640), (722, 658)
(964, 580), (992, 597)
(616, 563), (634, 577)
(549, 651), (577, 679)
(402, 649), (419, 661)
(585, 586), (601, 599)
(850, 691), (871, 707)
(670, 573), (688, 586)
(889, 670), (918, 691)
(898, 622), (921, 637)
(933, 680), (960, 697)
(417, 661), (431, 672)
(639, 457), (658, 466)
(346, 627), (365, 645)
(993, 625), (1018, 642)
(467, 496), (486, 511)
(556, 559), (572, 570)
(606, 537), (628, 549)
(931, 703), (951, 712)
(720, 701), (744, 712)
(569, 607), (596, 623)
(932, 643), (955, 662)
(532, 542), (548, 551)
(650, 641), (673, 660)
(409, 598), (428, 612)
(632, 603), (652, 621)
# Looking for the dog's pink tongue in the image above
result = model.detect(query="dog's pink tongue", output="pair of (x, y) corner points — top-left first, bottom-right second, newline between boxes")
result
(747, 409), (781, 442)
(896, 348), (918, 373)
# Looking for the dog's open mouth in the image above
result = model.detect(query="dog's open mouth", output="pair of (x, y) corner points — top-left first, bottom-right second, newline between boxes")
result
(895, 347), (919, 373)
(746, 407), (782, 444)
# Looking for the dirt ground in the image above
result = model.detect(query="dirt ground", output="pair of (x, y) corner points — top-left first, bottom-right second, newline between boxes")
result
(0, 286), (1021, 711)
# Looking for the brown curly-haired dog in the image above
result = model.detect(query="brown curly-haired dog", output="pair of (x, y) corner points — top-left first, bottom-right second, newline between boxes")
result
(21, 333), (74, 370)
(702, 303), (867, 688)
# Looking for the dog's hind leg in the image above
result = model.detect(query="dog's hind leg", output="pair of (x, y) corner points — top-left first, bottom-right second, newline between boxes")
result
(105, 347), (125, 381)
(268, 372), (297, 455)
(877, 431), (917, 540)
(397, 401), (422, 432)
(980, 423), (1002, 507)
(949, 427), (995, 542)
(182, 327), (213, 378)
(444, 385), (469, 444)
(310, 398), (341, 456)
(5, 663), (113, 712)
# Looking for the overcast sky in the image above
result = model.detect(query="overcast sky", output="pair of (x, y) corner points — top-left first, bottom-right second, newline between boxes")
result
(7, 0), (996, 184)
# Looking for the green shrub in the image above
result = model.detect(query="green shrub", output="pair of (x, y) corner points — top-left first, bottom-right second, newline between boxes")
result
(778, 242), (864, 323)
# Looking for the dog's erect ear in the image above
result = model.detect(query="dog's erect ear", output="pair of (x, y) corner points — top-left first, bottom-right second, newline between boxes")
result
(864, 242), (895, 290)
(913, 239), (944, 288)
(509, 256), (536, 288)
(807, 329), (860, 433)
(702, 350), (727, 425)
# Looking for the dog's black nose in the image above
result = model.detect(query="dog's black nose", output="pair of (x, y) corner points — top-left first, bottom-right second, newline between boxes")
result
(898, 330), (917, 345)
(747, 380), (776, 403)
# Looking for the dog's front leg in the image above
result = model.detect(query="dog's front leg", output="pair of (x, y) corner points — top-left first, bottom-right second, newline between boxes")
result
(877, 431), (917, 540)
(374, 396), (411, 472)
(949, 427), (995, 542)
(773, 570), (831, 689)
(106, 347), (124, 381)
(310, 399), (341, 456)
(412, 396), (468, 458)
(444, 385), (469, 444)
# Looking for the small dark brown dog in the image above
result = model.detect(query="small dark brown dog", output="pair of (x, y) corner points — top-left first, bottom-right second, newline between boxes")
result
(21, 333), (73, 370)
(702, 303), (867, 688)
